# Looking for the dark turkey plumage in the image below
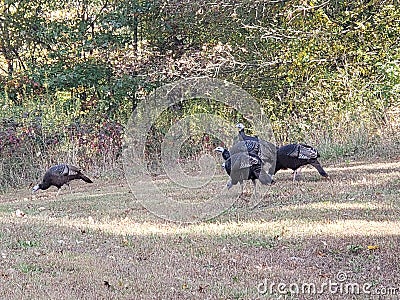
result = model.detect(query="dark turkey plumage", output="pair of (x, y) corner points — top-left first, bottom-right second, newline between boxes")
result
(235, 123), (328, 182)
(214, 142), (272, 194)
(235, 123), (277, 175)
(275, 143), (329, 181)
(32, 164), (93, 195)
(215, 147), (232, 175)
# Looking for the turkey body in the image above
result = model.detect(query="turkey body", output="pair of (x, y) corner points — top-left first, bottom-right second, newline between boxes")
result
(236, 123), (259, 143)
(235, 123), (277, 176)
(235, 123), (328, 181)
(215, 142), (272, 192)
(275, 143), (328, 180)
(32, 164), (93, 193)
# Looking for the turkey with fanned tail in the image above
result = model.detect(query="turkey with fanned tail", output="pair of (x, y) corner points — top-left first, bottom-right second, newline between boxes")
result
(235, 123), (277, 175)
(32, 164), (93, 196)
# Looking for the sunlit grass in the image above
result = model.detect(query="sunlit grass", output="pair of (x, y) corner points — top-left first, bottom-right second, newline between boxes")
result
(1, 213), (399, 239)
(0, 159), (399, 299)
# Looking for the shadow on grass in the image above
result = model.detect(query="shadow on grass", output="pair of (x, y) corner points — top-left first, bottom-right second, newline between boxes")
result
(0, 160), (399, 299)
(0, 214), (399, 300)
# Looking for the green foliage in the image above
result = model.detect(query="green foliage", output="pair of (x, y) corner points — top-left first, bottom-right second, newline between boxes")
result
(0, 0), (399, 189)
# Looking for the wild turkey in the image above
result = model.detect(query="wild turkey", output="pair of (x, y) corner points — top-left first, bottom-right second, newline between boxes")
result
(275, 143), (329, 181)
(236, 123), (259, 142)
(214, 147), (235, 178)
(214, 143), (272, 195)
(235, 123), (277, 175)
(32, 164), (93, 195)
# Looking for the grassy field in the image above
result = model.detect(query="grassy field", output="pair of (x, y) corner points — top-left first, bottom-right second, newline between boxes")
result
(0, 158), (399, 299)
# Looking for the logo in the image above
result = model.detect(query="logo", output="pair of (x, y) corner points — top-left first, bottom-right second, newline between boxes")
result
(123, 77), (275, 222)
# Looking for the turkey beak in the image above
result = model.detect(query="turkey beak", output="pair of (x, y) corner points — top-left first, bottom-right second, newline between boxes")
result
(226, 181), (233, 190)
(32, 185), (39, 193)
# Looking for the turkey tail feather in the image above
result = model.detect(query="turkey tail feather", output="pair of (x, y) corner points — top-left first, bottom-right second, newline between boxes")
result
(80, 174), (93, 183)
(310, 160), (328, 177)
(298, 144), (319, 160)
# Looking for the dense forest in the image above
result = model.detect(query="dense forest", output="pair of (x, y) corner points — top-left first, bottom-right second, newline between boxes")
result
(0, 0), (399, 190)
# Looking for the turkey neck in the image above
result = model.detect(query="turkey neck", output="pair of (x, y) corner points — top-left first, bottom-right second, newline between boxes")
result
(222, 149), (230, 160)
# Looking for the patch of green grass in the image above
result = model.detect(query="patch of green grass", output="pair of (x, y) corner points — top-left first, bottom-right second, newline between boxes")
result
(17, 240), (39, 249)
(18, 263), (43, 274)
(347, 244), (364, 254)
(231, 291), (246, 300)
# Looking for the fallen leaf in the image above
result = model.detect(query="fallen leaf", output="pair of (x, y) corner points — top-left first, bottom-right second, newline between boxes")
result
(367, 245), (379, 250)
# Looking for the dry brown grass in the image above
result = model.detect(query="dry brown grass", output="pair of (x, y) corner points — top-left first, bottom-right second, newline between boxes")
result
(0, 160), (399, 299)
